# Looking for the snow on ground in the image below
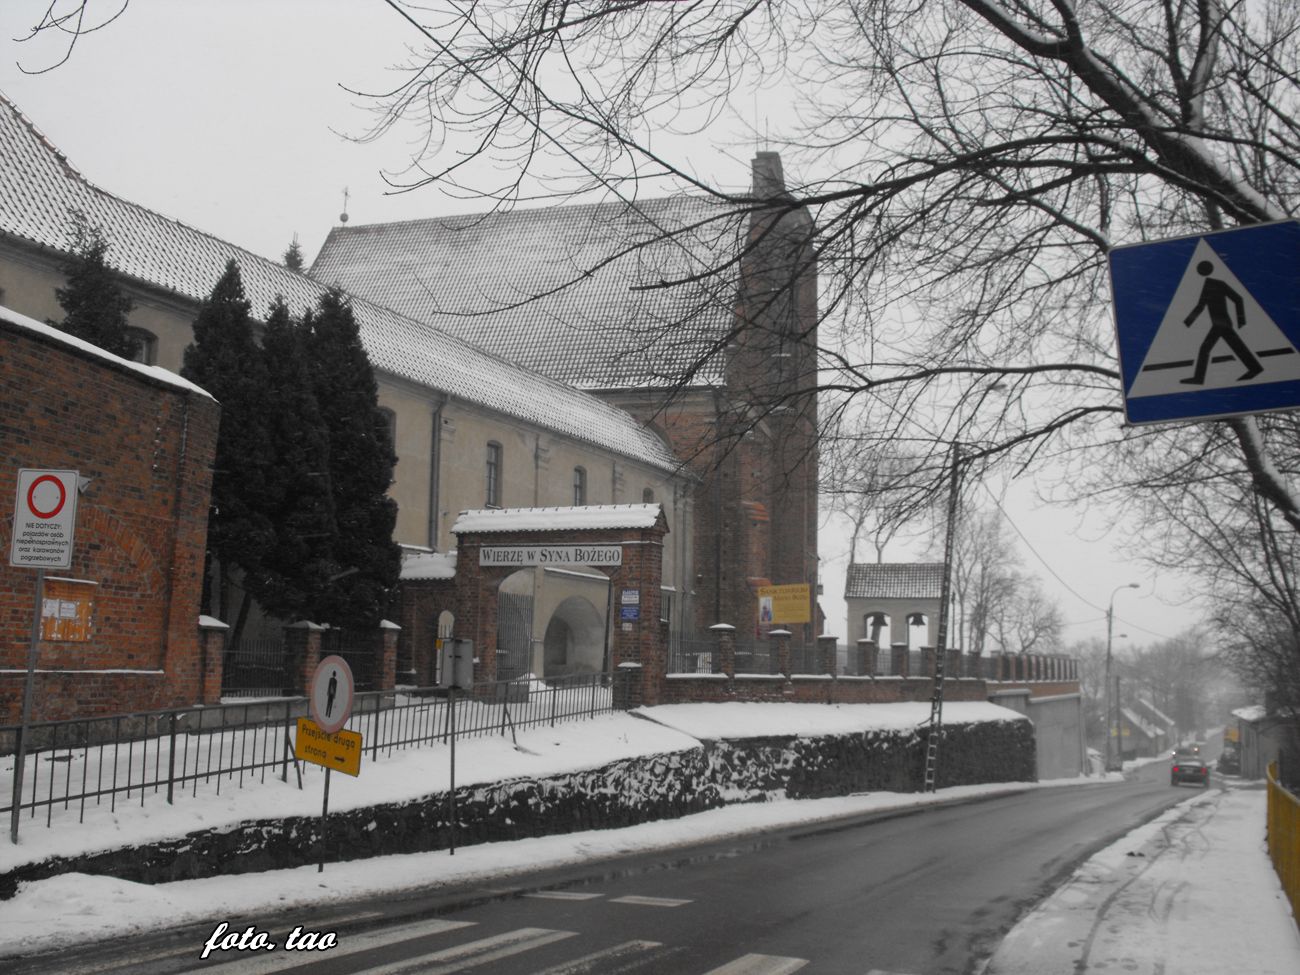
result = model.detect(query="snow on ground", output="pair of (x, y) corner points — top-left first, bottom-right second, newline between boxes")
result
(984, 786), (1300, 975)
(2, 701), (1295, 972)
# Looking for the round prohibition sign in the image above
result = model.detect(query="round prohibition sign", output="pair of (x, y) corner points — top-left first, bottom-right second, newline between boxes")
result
(26, 475), (67, 519)
(309, 655), (355, 735)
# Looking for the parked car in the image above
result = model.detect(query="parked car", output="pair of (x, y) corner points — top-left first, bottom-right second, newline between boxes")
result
(1171, 757), (1210, 787)
(1217, 744), (1240, 775)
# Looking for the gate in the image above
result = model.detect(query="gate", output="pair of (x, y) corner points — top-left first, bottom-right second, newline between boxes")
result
(497, 591), (533, 679)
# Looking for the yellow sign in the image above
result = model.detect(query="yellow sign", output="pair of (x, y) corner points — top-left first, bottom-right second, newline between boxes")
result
(758, 583), (812, 625)
(295, 718), (362, 777)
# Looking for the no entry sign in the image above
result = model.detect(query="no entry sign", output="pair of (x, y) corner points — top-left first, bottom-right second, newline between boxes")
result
(9, 469), (79, 569)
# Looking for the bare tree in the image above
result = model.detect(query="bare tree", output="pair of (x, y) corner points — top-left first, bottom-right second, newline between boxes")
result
(24, 1), (1300, 693)
(821, 439), (926, 564)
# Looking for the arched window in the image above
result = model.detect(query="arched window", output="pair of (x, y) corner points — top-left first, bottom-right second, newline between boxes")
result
(642, 487), (655, 504)
(485, 441), (502, 507)
(573, 466), (587, 506)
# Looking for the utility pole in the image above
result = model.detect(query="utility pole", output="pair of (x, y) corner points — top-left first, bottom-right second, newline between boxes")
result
(924, 443), (962, 792)
(1104, 582), (1139, 770)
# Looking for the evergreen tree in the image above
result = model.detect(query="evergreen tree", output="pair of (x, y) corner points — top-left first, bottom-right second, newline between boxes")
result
(54, 210), (140, 360)
(251, 297), (336, 621)
(181, 260), (276, 635)
(302, 288), (401, 627)
(282, 236), (304, 272)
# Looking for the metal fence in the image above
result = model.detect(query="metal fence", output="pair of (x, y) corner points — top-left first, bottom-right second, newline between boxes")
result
(1267, 760), (1300, 929)
(221, 637), (290, 698)
(2, 671), (612, 833)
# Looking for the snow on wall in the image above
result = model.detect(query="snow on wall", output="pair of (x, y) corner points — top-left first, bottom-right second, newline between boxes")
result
(1, 714), (1034, 895)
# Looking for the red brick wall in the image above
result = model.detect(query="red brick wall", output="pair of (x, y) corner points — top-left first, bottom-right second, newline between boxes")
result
(0, 320), (218, 723)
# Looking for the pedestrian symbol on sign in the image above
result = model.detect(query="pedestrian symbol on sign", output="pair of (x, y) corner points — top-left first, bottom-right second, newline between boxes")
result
(1179, 260), (1263, 386)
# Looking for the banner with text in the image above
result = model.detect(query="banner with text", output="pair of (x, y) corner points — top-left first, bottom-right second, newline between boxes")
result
(480, 545), (622, 567)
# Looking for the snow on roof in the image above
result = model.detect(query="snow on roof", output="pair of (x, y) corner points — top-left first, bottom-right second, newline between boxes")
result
(310, 197), (742, 391)
(399, 551), (457, 581)
(1, 303), (213, 399)
(453, 503), (665, 535)
(1232, 704), (1269, 722)
(1136, 697), (1175, 728)
(0, 94), (678, 474)
(1120, 707), (1161, 739)
(844, 563), (945, 600)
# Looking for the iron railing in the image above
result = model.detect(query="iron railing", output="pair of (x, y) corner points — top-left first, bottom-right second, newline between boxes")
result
(221, 637), (290, 698)
(1, 672), (612, 833)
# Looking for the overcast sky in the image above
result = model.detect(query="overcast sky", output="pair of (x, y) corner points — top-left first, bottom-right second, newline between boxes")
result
(0, 0), (1200, 649)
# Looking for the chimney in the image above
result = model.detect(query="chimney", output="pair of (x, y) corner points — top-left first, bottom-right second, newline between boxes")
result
(752, 151), (786, 200)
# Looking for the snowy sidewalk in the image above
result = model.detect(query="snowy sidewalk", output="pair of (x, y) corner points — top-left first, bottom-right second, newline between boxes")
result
(983, 785), (1300, 975)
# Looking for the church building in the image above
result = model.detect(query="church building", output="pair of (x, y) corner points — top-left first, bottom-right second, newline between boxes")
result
(0, 92), (819, 712)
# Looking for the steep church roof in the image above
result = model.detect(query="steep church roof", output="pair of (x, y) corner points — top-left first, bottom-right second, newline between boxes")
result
(0, 92), (679, 474)
(309, 195), (743, 390)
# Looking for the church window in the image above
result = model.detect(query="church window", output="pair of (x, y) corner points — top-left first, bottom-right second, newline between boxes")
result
(573, 466), (587, 506)
(486, 441), (502, 507)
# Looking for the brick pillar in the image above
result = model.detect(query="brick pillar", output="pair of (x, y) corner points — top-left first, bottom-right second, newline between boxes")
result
(285, 621), (324, 695)
(770, 629), (792, 677)
(891, 642), (909, 678)
(857, 639), (877, 677)
(818, 635), (838, 676)
(921, 646), (936, 678)
(378, 620), (400, 691)
(197, 617), (227, 704)
(946, 648), (962, 678)
(968, 650), (982, 681)
(613, 661), (642, 710)
(711, 623), (736, 678)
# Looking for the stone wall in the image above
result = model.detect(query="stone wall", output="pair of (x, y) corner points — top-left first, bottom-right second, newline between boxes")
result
(0, 717), (1035, 897)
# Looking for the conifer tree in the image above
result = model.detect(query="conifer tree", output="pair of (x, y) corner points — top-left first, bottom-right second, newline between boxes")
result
(181, 260), (275, 635)
(282, 237), (304, 272)
(252, 297), (336, 621)
(54, 210), (140, 360)
(302, 288), (401, 627)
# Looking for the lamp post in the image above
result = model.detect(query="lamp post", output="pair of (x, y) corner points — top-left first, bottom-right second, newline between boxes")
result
(1104, 583), (1140, 770)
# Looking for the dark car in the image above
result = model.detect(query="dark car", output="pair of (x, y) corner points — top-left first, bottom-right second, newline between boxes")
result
(1171, 757), (1210, 787)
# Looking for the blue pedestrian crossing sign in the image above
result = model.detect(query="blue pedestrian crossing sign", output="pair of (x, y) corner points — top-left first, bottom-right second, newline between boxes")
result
(1109, 220), (1300, 424)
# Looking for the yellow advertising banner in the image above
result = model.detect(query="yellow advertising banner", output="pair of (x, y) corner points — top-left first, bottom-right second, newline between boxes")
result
(295, 718), (362, 777)
(758, 583), (811, 625)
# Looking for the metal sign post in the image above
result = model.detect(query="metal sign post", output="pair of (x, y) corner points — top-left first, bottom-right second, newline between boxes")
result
(293, 656), (357, 872)
(9, 469), (80, 844)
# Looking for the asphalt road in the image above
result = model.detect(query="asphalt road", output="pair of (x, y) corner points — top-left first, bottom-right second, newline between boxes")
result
(10, 762), (1195, 975)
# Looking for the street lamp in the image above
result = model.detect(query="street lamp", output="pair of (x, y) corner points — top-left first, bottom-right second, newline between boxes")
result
(1105, 583), (1140, 770)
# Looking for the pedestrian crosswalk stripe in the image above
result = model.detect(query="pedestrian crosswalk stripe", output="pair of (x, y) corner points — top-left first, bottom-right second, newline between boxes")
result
(353, 927), (578, 975)
(700, 954), (808, 974)
(189, 917), (476, 975)
(609, 895), (692, 907)
(524, 939), (665, 974)
(525, 890), (604, 901)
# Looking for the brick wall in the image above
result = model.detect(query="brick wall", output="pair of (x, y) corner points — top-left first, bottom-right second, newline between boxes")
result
(0, 318), (219, 723)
